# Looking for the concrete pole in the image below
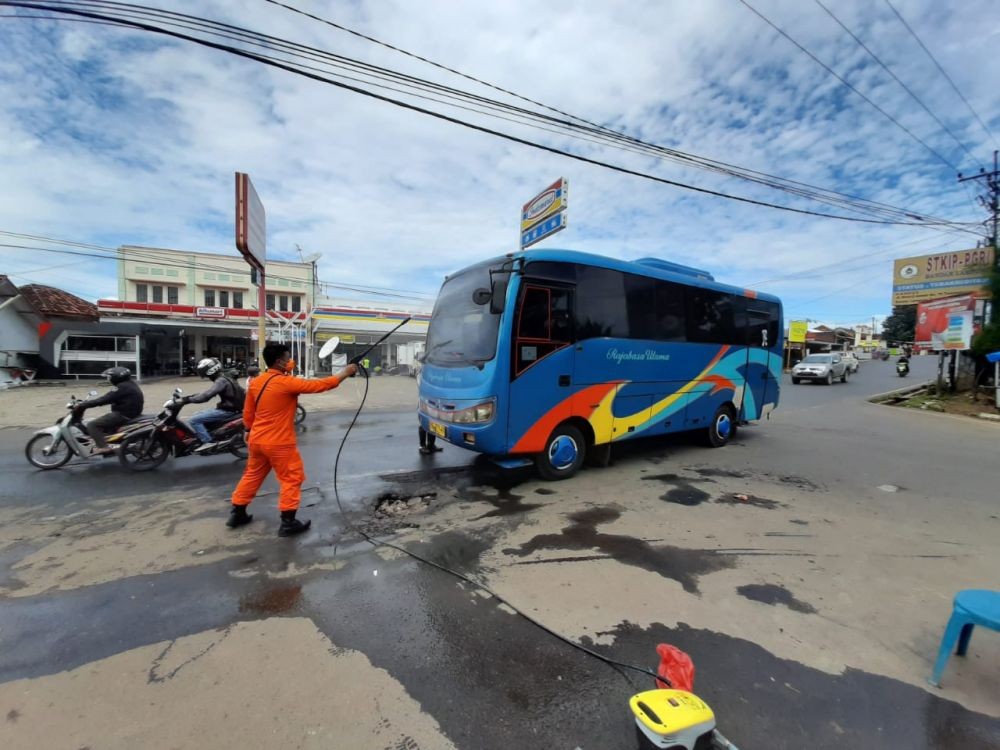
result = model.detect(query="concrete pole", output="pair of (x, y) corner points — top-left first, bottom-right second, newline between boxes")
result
(257, 267), (266, 367)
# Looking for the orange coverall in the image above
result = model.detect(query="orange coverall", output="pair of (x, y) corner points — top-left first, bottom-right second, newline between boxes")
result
(232, 368), (347, 512)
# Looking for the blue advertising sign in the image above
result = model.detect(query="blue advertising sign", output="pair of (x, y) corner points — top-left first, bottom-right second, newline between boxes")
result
(520, 211), (567, 249)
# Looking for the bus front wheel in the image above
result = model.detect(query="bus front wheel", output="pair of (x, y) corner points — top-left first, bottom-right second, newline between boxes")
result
(536, 424), (586, 481)
(703, 405), (736, 448)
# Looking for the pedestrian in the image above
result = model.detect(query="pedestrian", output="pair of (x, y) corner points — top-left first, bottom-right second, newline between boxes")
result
(227, 342), (357, 536)
(418, 425), (442, 455)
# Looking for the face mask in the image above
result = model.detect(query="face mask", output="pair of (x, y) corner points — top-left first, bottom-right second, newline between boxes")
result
(284, 359), (296, 373)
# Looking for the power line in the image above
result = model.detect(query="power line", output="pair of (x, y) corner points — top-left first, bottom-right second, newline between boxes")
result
(0, 230), (437, 297)
(812, 0), (982, 171)
(749, 227), (970, 287)
(736, 0), (959, 172)
(257, 0), (975, 228)
(0, 237), (437, 301)
(1, 1), (977, 232)
(883, 0), (999, 150)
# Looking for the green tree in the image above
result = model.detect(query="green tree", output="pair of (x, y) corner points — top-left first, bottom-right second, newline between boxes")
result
(881, 305), (916, 345)
(971, 260), (1000, 357)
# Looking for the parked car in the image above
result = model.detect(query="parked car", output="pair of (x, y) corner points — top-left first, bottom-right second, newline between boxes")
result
(791, 353), (849, 384)
(841, 352), (860, 373)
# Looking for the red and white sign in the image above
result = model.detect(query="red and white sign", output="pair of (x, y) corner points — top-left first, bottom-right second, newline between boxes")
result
(520, 177), (567, 233)
(195, 306), (227, 318)
(916, 294), (975, 351)
(235, 172), (266, 270)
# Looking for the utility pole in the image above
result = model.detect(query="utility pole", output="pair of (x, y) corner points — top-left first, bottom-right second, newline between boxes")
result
(958, 150), (1000, 322)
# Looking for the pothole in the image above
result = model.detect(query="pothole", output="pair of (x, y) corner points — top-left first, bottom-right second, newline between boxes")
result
(373, 491), (436, 518)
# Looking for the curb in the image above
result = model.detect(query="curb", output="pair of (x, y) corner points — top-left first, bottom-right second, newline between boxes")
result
(867, 380), (932, 404)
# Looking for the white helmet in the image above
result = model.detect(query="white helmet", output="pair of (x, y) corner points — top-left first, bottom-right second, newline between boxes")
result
(196, 357), (222, 379)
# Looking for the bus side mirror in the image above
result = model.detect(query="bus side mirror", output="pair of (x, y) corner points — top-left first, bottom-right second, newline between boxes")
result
(489, 277), (508, 314)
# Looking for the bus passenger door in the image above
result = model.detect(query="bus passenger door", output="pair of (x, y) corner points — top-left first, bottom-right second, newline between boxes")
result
(746, 300), (780, 420)
(507, 283), (576, 451)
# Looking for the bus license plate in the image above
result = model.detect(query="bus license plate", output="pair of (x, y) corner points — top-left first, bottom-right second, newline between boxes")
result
(429, 421), (447, 439)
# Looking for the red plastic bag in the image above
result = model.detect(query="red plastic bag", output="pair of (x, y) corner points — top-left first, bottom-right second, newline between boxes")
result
(655, 643), (695, 692)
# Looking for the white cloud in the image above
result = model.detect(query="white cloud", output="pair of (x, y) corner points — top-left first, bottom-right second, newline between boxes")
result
(0, 0), (997, 323)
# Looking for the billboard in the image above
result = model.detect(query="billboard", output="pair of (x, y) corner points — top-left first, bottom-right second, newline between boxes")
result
(915, 294), (975, 351)
(520, 178), (567, 249)
(892, 248), (993, 306)
(235, 172), (266, 271)
(788, 320), (808, 343)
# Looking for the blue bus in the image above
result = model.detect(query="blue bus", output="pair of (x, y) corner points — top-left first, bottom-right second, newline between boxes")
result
(418, 249), (782, 479)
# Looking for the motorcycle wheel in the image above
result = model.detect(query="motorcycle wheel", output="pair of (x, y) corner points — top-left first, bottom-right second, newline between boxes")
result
(25, 433), (73, 469)
(295, 404), (306, 425)
(230, 433), (249, 459)
(118, 432), (170, 471)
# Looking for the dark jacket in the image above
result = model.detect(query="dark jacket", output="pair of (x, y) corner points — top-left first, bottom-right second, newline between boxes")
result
(82, 380), (144, 419)
(187, 376), (239, 413)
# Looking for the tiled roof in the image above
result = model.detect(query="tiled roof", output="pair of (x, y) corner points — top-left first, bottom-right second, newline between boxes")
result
(17, 284), (98, 320)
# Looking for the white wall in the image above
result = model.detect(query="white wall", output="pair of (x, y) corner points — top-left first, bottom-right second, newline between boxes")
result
(0, 304), (39, 355)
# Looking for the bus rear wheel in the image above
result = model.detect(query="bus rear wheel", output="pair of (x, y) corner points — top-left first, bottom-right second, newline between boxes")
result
(702, 405), (736, 448)
(536, 424), (586, 481)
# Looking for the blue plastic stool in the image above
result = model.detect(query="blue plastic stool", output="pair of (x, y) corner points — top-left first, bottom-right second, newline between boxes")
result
(929, 589), (1000, 687)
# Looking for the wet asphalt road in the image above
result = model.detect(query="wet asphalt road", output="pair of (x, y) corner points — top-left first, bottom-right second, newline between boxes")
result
(2, 355), (998, 750)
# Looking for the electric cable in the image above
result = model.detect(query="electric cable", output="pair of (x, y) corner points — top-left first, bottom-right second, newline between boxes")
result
(735, 0), (959, 172)
(0, 1), (978, 230)
(325, 367), (656, 690)
(0, 234), (437, 301)
(8, 3), (978, 231)
(883, 0), (999, 150)
(812, 0), (983, 170)
(257, 0), (973, 227)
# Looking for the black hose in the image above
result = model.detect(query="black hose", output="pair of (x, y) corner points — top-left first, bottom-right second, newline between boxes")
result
(328, 366), (662, 690)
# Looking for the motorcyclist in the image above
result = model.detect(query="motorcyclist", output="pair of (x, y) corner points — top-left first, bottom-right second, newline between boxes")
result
(182, 357), (243, 453)
(74, 366), (144, 456)
(246, 363), (260, 388)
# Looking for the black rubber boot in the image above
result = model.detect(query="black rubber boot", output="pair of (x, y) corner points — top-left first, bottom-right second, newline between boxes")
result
(278, 509), (311, 537)
(225, 504), (254, 529)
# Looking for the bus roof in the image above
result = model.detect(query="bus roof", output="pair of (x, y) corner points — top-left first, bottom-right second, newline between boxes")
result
(450, 248), (780, 305)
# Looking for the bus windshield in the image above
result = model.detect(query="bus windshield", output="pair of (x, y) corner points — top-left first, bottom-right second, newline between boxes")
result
(425, 263), (502, 367)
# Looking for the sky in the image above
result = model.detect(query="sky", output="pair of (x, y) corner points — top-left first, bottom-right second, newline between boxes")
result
(1, 0), (998, 327)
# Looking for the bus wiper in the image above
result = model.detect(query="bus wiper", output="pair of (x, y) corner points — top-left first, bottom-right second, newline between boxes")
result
(423, 339), (454, 360)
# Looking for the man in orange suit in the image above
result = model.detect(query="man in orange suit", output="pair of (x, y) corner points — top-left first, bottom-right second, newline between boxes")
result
(228, 342), (357, 536)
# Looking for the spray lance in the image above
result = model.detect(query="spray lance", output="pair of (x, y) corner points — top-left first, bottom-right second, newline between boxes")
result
(327, 315), (740, 750)
(348, 317), (413, 375)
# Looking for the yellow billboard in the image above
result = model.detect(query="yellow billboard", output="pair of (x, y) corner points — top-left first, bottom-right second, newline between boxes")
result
(892, 248), (994, 306)
(788, 320), (808, 343)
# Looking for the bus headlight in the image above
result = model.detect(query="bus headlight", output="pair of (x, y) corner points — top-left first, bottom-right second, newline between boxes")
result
(421, 397), (495, 424)
(451, 399), (495, 424)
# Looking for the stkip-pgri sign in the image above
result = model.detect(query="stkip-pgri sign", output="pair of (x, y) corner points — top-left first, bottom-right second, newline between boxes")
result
(520, 177), (568, 249)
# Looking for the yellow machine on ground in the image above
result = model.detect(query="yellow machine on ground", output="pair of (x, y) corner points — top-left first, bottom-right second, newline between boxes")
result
(629, 688), (739, 750)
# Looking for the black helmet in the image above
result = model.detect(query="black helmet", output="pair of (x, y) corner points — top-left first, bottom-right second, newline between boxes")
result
(247, 364), (260, 376)
(196, 357), (222, 379)
(102, 366), (132, 385)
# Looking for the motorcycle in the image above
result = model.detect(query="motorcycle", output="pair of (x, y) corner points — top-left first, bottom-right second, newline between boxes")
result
(295, 403), (306, 425)
(118, 388), (248, 471)
(896, 360), (910, 377)
(24, 391), (153, 470)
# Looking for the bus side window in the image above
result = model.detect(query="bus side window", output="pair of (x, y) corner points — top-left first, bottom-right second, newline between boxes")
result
(685, 288), (741, 345)
(748, 300), (781, 349)
(575, 266), (627, 340)
(515, 285), (573, 375)
(519, 286), (551, 340)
